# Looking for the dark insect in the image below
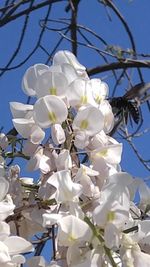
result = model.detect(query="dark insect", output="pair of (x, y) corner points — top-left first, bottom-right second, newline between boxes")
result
(109, 96), (140, 125)
(109, 82), (150, 134)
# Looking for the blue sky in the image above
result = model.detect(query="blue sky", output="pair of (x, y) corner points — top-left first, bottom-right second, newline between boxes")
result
(0, 1), (150, 261)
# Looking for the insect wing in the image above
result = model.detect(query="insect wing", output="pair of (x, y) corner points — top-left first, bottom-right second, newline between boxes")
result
(124, 82), (150, 100)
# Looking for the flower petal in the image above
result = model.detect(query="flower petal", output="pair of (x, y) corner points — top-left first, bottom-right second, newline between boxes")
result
(47, 170), (82, 203)
(10, 102), (33, 119)
(33, 95), (68, 128)
(36, 71), (68, 98)
(4, 236), (34, 255)
(12, 118), (34, 138)
(58, 215), (92, 246)
(30, 125), (45, 144)
(73, 106), (104, 136)
(22, 64), (49, 96)
(53, 50), (86, 72)
(0, 177), (9, 202)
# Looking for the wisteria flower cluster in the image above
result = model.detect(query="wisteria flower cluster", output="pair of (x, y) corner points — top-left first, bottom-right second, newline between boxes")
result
(0, 50), (150, 266)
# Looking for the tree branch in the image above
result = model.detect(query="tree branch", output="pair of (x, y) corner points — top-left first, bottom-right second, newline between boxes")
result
(87, 59), (150, 76)
(0, 0), (63, 27)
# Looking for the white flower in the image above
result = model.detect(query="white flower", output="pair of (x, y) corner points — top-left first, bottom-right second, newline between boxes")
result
(74, 131), (90, 149)
(60, 63), (80, 84)
(47, 170), (82, 203)
(99, 100), (114, 133)
(87, 130), (109, 150)
(67, 245), (103, 267)
(33, 95), (68, 128)
(120, 234), (150, 267)
(0, 177), (9, 202)
(75, 165), (99, 198)
(57, 215), (92, 247)
(0, 236), (33, 266)
(8, 50), (150, 267)
(100, 172), (133, 203)
(42, 212), (67, 227)
(27, 146), (55, 173)
(90, 78), (109, 104)
(35, 70), (68, 99)
(67, 78), (96, 108)
(132, 249), (150, 267)
(53, 50), (87, 77)
(133, 220), (150, 254)
(93, 199), (130, 229)
(12, 117), (33, 138)
(10, 102), (33, 119)
(104, 222), (121, 249)
(0, 157), (5, 177)
(91, 143), (123, 165)
(73, 106), (104, 137)
(12, 118), (45, 144)
(93, 173), (132, 247)
(10, 102), (45, 143)
(0, 177), (15, 221)
(51, 124), (66, 145)
(22, 141), (38, 156)
(22, 63), (49, 96)
(55, 149), (72, 171)
(0, 222), (10, 241)
(0, 134), (8, 150)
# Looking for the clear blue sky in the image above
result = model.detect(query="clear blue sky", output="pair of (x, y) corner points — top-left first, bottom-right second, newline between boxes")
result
(0, 1), (150, 262)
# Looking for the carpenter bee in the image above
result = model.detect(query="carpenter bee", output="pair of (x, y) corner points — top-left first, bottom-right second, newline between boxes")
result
(110, 96), (140, 125)
(109, 82), (150, 134)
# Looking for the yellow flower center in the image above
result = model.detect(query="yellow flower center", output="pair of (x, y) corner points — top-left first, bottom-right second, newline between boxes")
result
(80, 95), (88, 105)
(96, 149), (108, 157)
(80, 120), (88, 130)
(48, 112), (57, 123)
(82, 167), (86, 175)
(68, 234), (76, 242)
(49, 87), (57, 95)
(95, 95), (102, 104)
(107, 211), (115, 222)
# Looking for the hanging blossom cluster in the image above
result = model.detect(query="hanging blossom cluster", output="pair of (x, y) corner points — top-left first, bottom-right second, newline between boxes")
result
(0, 51), (150, 267)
